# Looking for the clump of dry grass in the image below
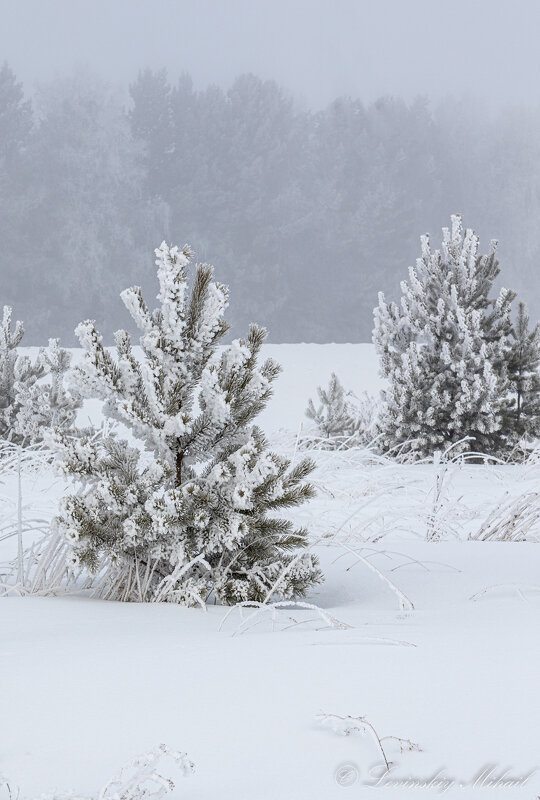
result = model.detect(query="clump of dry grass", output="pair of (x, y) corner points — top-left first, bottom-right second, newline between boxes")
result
(0, 744), (194, 800)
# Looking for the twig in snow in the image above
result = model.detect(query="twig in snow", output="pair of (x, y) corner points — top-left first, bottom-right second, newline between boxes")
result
(219, 599), (352, 636)
(333, 542), (414, 611)
(469, 583), (540, 602)
(315, 712), (421, 773)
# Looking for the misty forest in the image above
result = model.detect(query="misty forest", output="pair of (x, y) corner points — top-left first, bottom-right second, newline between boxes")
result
(2, 2), (540, 798)
(3, 62), (540, 343)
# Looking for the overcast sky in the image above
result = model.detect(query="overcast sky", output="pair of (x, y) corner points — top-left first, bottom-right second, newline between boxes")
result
(3, 0), (540, 106)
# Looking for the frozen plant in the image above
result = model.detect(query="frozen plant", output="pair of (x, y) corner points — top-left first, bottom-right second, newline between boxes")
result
(472, 488), (540, 542)
(0, 439), (66, 595)
(13, 339), (81, 444)
(306, 373), (377, 448)
(505, 301), (540, 450)
(0, 307), (80, 446)
(316, 712), (420, 773)
(469, 583), (540, 601)
(348, 390), (379, 444)
(373, 215), (515, 459)
(53, 242), (322, 606)
(0, 744), (193, 800)
(95, 743), (193, 800)
(306, 373), (356, 440)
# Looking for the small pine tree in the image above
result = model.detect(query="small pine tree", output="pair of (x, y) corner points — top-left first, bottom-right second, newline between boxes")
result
(14, 338), (81, 444)
(305, 373), (377, 447)
(53, 242), (322, 606)
(373, 215), (515, 458)
(306, 373), (358, 440)
(506, 301), (540, 443)
(0, 306), (79, 445)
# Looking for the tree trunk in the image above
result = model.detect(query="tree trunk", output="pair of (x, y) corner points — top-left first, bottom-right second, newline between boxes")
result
(176, 450), (182, 486)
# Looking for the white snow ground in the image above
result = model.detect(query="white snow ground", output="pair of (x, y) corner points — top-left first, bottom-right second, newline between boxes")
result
(1, 345), (540, 799)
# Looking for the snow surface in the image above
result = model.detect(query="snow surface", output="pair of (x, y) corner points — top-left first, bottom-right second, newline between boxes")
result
(1, 345), (540, 799)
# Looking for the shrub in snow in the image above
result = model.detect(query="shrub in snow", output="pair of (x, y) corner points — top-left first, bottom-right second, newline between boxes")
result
(305, 373), (377, 448)
(506, 301), (540, 448)
(53, 242), (322, 606)
(348, 390), (379, 445)
(373, 215), (515, 458)
(0, 306), (79, 446)
(0, 743), (193, 800)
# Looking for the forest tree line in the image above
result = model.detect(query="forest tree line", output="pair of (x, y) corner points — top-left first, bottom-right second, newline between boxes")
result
(2, 62), (540, 343)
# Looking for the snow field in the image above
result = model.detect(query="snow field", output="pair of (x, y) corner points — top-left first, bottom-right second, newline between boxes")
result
(1, 344), (540, 799)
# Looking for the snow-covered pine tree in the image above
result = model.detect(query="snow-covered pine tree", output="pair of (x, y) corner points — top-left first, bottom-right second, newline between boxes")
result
(13, 338), (81, 444)
(506, 301), (540, 444)
(53, 242), (322, 606)
(0, 306), (79, 445)
(373, 215), (515, 458)
(306, 373), (358, 442)
(305, 373), (377, 447)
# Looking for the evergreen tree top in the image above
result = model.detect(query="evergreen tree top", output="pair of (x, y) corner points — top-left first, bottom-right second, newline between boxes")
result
(402, 214), (504, 320)
(72, 242), (282, 473)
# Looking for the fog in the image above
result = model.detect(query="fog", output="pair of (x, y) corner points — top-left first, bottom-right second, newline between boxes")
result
(2, 0), (540, 342)
(4, 0), (540, 108)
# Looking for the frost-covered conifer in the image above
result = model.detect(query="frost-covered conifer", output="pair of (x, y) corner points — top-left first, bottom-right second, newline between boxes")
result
(506, 301), (540, 444)
(306, 373), (357, 440)
(305, 373), (376, 447)
(0, 306), (79, 445)
(373, 215), (515, 458)
(53, 242), (322, 606)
